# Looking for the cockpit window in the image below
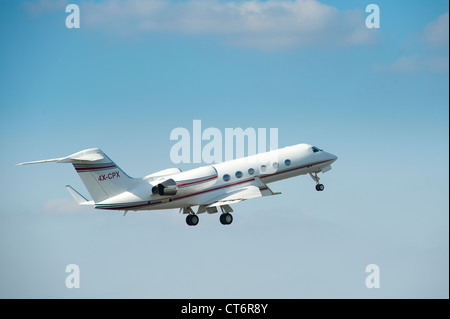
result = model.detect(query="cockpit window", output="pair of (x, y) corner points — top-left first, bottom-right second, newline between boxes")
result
(312, 146), (322, 153)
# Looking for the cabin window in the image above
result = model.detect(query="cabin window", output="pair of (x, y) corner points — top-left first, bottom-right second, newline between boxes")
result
(235, 171), (243, 178)
(272, 162), (279, 169)
(285, 159), (291, 166)
(223, 174), (230, 181)
(248, 168), (255, 175)
(260, 165), (267, 172)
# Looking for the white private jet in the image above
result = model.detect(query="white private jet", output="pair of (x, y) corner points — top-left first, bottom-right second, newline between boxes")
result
(18, 143), (337, 226)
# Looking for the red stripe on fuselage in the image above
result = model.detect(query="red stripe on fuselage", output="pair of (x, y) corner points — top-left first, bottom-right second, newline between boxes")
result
(261, 159), (333, 178)
(170, 158), (334, 203)
(75, 164), (116, 171)
(177, 175), (218, 187)
(97, 159), (333, 210)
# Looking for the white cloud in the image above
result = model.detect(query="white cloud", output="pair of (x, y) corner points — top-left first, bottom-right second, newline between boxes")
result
(374, 55), (421, 73)
(77, 0), (377, 49)
(427, 56), (449, 73)
(424, 12), (449, 47)
(23, 0), (68, 16)
(42, 198), (90, 214)
(375, 13), (449, 74)
(374, 55), (449, 74)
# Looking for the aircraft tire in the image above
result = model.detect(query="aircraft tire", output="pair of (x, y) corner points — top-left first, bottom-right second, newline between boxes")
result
(186, 214), (192, 226)
(220, 213), (233, 225)
(190, 214), (199, 226)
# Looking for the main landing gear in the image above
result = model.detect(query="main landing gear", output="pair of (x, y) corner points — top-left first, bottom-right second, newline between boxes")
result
(186, 213), (233, 226)
(186, 214), (199, 226)
(219, 205), (233, 225)
(184, 207), (199, 226)
(220, 213), (233, 225)
(184, 206), (234, 226)
(310, 172), (325, 192)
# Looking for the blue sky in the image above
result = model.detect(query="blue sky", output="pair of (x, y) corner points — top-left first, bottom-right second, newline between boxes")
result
(0, 0), (448, 298)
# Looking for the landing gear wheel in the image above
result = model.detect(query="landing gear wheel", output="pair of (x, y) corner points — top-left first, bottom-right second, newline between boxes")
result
(186, 214), (199, 226)
(190, 214), (199, 226)
(315, 184), (324, 191)
(220, 213), (233, 225)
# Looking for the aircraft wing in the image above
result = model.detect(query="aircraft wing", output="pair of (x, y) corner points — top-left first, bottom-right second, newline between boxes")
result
(205, 177), (281, 207)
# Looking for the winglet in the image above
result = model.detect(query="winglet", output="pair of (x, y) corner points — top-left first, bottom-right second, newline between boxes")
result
(65, 185), (94, 206)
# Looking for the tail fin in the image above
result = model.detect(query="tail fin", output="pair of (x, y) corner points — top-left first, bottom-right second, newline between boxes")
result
(18, 148), (138, 203)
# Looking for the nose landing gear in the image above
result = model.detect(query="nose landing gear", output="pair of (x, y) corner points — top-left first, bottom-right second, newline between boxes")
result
(315, 184), (325, 191)
(310, 172), (325, 191)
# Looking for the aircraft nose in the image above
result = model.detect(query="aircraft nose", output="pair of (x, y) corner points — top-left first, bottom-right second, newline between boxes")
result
(328, 153), (338, 163)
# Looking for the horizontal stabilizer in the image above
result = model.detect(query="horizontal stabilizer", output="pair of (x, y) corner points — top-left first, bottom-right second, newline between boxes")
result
(17, 148), (105, 165)
(17, 158), (62, 165)
(66, 185), (94, 206)
(19, 148), (137, 204)
(57, 150), (105, 163)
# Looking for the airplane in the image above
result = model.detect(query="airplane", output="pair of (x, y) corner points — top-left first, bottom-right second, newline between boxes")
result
(17, 143), (337, 226)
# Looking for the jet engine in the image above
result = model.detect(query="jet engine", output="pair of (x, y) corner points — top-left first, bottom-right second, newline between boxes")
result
(152, 178), (178, 196)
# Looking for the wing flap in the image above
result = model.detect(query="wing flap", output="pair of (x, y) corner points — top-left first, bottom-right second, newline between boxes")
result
(204, 177), (281, 207)
(254, 177), (281, 196)
(206, 179), (281, 207)
(207, 199), (246, 207)
(206, 186), (262, 207)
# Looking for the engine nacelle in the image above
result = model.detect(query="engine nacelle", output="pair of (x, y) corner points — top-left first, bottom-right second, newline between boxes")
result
(152, 178), (178, 196)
